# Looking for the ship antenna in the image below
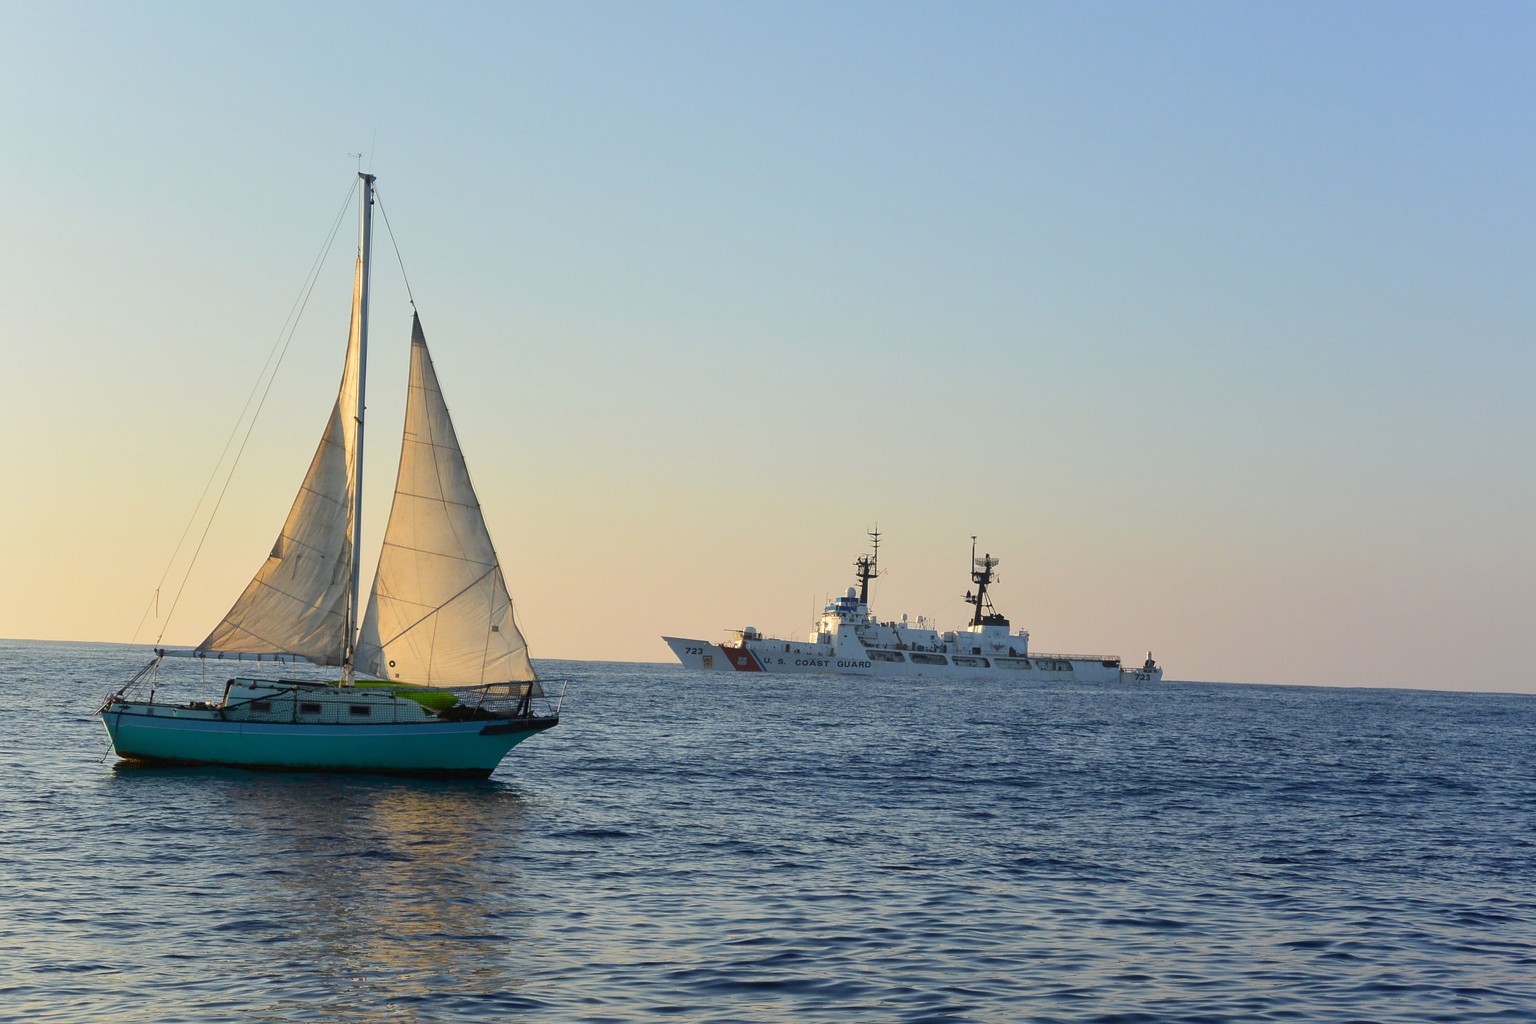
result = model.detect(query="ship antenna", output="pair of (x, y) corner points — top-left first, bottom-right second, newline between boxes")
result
(855, 526), (882, 605)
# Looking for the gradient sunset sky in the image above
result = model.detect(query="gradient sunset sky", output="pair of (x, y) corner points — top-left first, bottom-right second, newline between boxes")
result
(2, 2), (1532, 691)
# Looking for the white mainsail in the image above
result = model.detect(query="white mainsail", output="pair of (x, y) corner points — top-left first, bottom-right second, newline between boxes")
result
(196, 260), (366, 665)
(356, 314), (535, 687)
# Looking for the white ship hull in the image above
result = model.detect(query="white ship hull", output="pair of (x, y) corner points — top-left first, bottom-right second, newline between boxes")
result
(664, 635), (1156, 683)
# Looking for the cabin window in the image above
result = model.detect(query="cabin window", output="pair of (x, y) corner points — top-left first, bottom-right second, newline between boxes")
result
(349, 705), (371, 717)
(251, 700), (272, 713)
(300, 702), (322, 715)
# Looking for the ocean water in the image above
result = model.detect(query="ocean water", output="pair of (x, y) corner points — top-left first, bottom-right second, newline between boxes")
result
(1, 640), (1533, 1023)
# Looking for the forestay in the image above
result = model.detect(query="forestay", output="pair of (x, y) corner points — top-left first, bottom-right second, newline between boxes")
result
(356, 315), (535, 688)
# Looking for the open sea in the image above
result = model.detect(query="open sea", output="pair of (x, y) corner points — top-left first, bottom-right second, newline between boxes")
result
(1, 638), (1533, 1023)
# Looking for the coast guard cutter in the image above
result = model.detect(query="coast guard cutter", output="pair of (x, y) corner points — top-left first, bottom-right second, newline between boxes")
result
(663, 533), (1161, 683)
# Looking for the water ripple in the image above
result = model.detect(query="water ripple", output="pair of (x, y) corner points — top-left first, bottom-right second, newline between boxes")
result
(1, 642), (1534, 1022)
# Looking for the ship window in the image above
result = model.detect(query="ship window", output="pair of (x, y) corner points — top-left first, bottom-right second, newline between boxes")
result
(251, 700), (272, 713)
(300, 702), (322, 715)
(349, 704), (371, 717)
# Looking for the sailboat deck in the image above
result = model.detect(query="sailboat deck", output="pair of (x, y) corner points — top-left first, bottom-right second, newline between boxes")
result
(105, 679), (545, 727)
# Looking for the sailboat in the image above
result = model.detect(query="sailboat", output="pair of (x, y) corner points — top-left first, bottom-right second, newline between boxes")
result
(99, 173), (560, 778)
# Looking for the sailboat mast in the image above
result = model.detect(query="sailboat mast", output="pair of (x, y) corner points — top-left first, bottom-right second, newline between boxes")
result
(346, 172), (376, 677)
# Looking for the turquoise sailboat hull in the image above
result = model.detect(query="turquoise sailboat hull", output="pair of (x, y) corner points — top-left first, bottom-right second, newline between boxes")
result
(101, 700), (556, 779)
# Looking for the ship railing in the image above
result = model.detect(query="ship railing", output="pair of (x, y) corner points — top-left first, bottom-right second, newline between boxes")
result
(1028, 652), (1123, 665)
(453, 680), (562, 720)
(215, 680), (557, 724)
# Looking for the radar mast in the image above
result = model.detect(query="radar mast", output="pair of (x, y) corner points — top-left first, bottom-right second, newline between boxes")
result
(854, 527), (881, 605)
(963, 536), (1009, 628)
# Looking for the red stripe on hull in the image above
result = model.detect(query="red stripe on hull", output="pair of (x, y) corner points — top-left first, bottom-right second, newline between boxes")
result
(719, 644), (763, 671)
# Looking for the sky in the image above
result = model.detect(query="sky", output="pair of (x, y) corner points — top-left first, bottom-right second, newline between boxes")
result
(2, 2), (1532, 692)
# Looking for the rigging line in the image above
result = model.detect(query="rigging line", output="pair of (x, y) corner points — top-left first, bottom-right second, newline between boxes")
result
(372, 186), (416, 309)
(369, 564), (500, 650)
(153, 181), (359, 646)
(134, 182), (360, 646)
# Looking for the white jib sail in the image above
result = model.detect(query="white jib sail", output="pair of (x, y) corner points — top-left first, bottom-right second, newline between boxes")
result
(196, 260), (366, 666)
(356, 314), (535, 687)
